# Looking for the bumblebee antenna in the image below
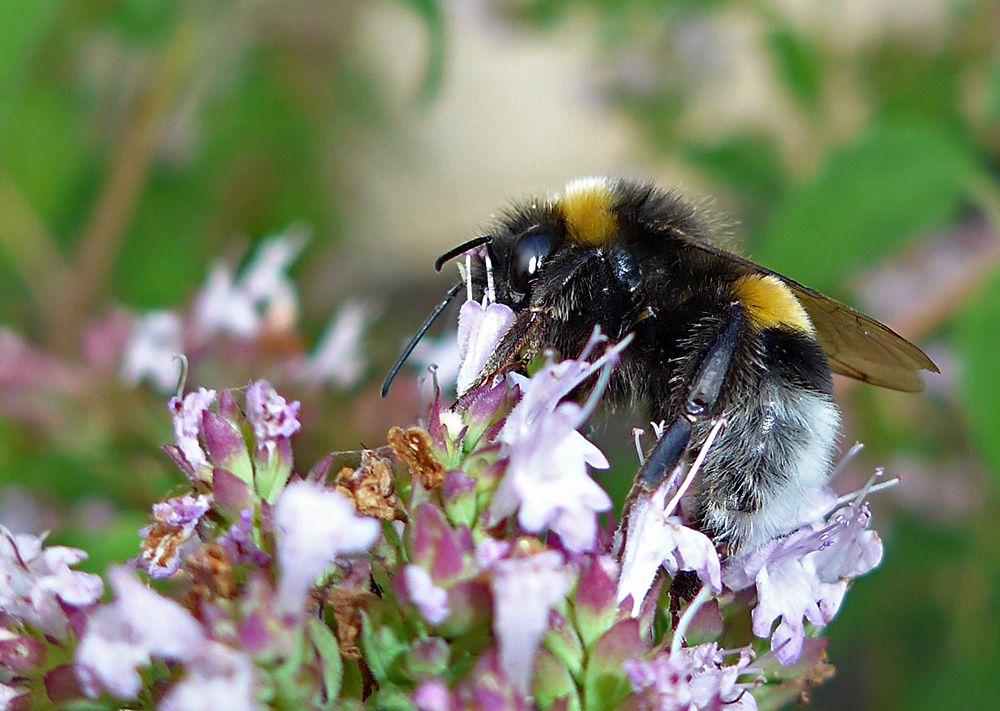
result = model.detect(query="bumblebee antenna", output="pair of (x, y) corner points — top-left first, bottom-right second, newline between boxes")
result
(434, 236), (492, 272)
(381, 281), (464, 397)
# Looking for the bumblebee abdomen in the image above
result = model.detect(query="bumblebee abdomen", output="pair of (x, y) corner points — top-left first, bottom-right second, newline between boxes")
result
(619, 270), (840, 552)
(692, 380), (840, 551)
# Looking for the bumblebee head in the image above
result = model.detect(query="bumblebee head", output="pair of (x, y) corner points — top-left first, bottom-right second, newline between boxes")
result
(442, 177), (634, 310)
(382, 177), (663, 396)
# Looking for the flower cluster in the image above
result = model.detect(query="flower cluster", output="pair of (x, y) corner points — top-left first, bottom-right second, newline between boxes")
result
(0, 285), (888, 711)
(120, 231), (373, 394)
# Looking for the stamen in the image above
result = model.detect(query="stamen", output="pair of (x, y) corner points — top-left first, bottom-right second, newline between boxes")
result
(460, 256), (472, 303)
(483, 249), (496, 304)
(429, 362), (440, 394)
(750, 638), (790, 670)
(632, 428), (646, 464)
(670, 585), (712, 655)
(664, 418), (726, 519)
(577, 326), (609, 361)
(831, 467), (902, 509)
(172, 354), (189, 399)
(830, 441), (865, 481)
(575, 332), (634, 426)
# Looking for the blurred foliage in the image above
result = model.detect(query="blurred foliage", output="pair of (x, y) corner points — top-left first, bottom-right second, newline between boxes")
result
(1, 0), (1000, 709)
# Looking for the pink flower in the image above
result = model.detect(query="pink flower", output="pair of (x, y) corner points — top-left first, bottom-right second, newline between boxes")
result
(159, 641), (260, 711)
(625, 643), (757, 711)
(274, 481), (380, 615)
(723, 502), (883, 665)
(76, 568), (206, 699)
(299, 300), (372, 389)
(413, 679), (454, 711)
(0, 525), (103, 642)
(456, 299), (515, 395)
(617, 509), (721, 615)
(487, 333), (629, 552)
(245, 380), (301, 444)
(168, 388), (217, 480)
(490, 551), (572, 695)
(401, 565), (451, 626)
(120, 310), (183, 393)
(491, 401), (611, 552)
(192, 233), (305, 341)
(137, 494), (211, 579)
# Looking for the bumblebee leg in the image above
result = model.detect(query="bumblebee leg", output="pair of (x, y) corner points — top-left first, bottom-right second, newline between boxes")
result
(635, 417), (692, 489)
(635, 305), (743, 490)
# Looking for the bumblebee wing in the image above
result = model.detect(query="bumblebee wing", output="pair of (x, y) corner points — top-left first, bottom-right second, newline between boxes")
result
(667, 230), (939, 392)
(783, 281), (938, 392)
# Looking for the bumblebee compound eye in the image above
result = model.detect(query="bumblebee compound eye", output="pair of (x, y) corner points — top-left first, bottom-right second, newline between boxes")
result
(510, 231), (555, 301)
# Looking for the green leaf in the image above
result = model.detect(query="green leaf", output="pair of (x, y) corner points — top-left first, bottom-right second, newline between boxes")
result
(684, 136), (784, 206)
(758, 120), (979, 293)
(0, 0), (62, 133)
(360, 613), (410, 687)
(309, 617), (345, 707)
(544, 611), (585, 680)
(272, 628), (311, 710)
(766, 26), (823, 109)
(534, 648), (581, 711)
(956, 269), (1000, 482)
(582, 619), (644, 711)
(363, 689), (418, 711)
(392, 0), (446, 105)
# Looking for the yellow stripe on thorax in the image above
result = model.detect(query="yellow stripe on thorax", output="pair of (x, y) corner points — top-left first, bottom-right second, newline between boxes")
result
(732, 274), (814, 334)
(558, 177), (618, 247)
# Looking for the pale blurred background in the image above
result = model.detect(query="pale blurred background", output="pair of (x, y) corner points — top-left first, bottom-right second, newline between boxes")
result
(1, 1), (999, 708)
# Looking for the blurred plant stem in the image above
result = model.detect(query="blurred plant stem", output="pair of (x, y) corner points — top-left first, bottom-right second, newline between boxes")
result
(0, 172), (71, 327)
(46, 13), (203, 354)
(52, 13), (202, 354)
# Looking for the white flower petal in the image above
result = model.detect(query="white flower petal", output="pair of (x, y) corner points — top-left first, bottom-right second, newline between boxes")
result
(491, 552), (571, 695)
(274, 481), (380, 614)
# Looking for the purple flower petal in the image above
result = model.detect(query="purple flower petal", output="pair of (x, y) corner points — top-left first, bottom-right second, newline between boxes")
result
(168, 388), (217, 481)
(413, 679), (454, 711)
(617, 484), (722, 614)
(401, 565), (451, 626)
(456, 300), (515, 395)
(491, 401), (611, 553)
(75, 606), (148, 699)
(219, 509), (270, 567)
(76, 568), (206, 699)
(723, 502), (884, 665)
(0, 526), (103, 642)
(158, 642), (259, 711)
(486, 335), (629, 553)
(625, 643), (756, 711)
(112, 567), (206, 659)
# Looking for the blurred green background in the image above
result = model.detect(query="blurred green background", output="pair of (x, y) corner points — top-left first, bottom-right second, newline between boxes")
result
(1, 0), (999, 708)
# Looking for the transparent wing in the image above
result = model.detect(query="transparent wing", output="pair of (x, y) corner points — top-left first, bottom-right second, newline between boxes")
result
(786, 282), (938, 392)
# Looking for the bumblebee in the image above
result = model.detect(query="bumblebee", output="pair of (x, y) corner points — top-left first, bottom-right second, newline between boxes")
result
(383, 177), (938, 552)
